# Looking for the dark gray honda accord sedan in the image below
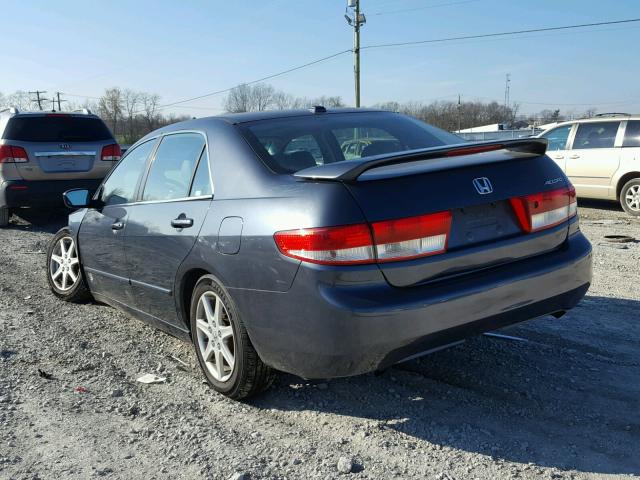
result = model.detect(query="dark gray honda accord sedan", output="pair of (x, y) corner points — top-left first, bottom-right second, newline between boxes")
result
(46, 108), (592, 399)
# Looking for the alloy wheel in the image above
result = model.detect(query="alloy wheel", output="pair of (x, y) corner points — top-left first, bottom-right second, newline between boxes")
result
(49, 236), (80, 292)
(624, 184), (640, 212)
(195, 291), (235, 382)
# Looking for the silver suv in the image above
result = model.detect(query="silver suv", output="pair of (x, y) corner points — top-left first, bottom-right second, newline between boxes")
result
(0, 108), (120, 226)
(538, 114), (640, 216)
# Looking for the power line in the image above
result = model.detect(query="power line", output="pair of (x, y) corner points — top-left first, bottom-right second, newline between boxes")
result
(361, 18), (640, 50)
(156, 49), (351, 110)
(74, 17), (640, 114)
(61, 92), (101, 100)
(155, 18), (640, 112)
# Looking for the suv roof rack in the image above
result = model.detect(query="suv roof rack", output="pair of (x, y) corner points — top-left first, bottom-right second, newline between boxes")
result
(0, 107), (19, 114)
(593, 112), (631, 117)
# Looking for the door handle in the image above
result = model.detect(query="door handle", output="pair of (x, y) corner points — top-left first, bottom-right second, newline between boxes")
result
(569, 154), (580, 159)
(171, 216), (194, 229)
(553, 155), (564, 159)
(111, 221), (124, 231)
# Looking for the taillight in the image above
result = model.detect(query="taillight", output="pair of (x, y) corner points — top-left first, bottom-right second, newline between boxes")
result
(274, 224), (374, 265)
(0, 145), (28, 163)
(274, 211), (453, 265)
(510, 186), (577, 233)
(371, 211), (452, 262)
(101, 144), (121, 161)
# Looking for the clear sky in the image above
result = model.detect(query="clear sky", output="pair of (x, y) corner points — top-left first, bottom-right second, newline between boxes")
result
(1, 0), (639, 116)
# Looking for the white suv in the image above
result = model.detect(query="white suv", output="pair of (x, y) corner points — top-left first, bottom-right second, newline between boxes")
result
(538, 114), (640, 216)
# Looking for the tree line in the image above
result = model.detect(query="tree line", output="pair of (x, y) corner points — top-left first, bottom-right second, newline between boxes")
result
(1, 84), (603, 144)
(0, 88), (190, 145)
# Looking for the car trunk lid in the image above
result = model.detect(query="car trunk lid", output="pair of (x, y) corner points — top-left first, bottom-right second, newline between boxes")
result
(295, 140), (574, 287)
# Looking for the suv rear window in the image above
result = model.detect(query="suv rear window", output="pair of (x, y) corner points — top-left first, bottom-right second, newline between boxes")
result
(623, 120), (640, 147)
(3, 116), (113, 142)
(239, 112), (462, 173)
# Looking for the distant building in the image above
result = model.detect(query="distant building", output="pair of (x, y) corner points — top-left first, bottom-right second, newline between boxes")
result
(456, 123), (506, 133)
(455, 122), (543, 141)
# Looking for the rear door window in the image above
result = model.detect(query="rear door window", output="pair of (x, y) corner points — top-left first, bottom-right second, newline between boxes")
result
(623, 121), (640, 147)
(572, 122), (620, 150)
(541, 124), (572, 151)
(189, 149), (212, 197)
(3, 116), (113, 142)
(142, 133), (205, 202)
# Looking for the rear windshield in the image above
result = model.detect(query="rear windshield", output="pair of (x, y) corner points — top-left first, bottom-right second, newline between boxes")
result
(239, 112), (462, 173)
(3, 116), (113, 142)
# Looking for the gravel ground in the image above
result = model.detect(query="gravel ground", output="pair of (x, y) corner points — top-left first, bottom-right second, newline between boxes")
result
(1, 201), (639, 480)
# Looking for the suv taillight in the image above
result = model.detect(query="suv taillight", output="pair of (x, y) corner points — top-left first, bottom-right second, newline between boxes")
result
(101, 144), (121, 161)
(0, 145), (28, 163)
(509, 186), (577, 233)
(273, 211), (452, 265)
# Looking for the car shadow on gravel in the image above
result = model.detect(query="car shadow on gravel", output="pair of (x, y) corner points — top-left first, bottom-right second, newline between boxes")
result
(252, 295), (640, 476)
(5, 208), (68, 233)
(578, 198), (624, 213)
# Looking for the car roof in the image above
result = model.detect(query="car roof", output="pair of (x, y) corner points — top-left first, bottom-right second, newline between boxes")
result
(0, 110), (101, 119)
(213, 107), (387, 124)
(551, 114), (640, 128)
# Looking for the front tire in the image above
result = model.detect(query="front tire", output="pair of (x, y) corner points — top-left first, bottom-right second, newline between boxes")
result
(620, 178), (640, 216)
(46, 228), (91, 302)
(190, 275), (276, 399)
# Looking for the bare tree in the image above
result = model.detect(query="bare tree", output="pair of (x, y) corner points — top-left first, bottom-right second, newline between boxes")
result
(122, 89), (142, 144)
(2, 90), (32, 111)
(272, 91), (295, 110)
(224, 84), (253, 113)
(141, 93), (161, 131)
(224, 83), (346, 113)
(98, 87), (123, 137)
(250, 83), (275, 111)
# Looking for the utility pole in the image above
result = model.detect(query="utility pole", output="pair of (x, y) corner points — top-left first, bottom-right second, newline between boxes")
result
(457, 94), (462, 132)
(504, 73), (511, 108)
(29, 90), (47, 110)
(345, 0), (366, 108)
(55, 92), (66, 111)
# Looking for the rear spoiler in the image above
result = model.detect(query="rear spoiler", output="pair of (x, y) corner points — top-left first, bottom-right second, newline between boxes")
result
(294, 138), (548, 182)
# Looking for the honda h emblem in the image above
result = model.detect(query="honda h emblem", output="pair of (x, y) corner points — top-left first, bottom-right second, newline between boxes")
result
(473, 177), (493, 195)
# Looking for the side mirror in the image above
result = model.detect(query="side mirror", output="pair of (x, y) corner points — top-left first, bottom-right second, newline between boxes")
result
(63, 189), (101, 209)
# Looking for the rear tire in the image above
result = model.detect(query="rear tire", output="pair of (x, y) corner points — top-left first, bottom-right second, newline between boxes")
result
(190, 275), (276, 400)
(46, 228), (91, 302)
(0, 207), (9, 227)
(620, 178), (640, 216)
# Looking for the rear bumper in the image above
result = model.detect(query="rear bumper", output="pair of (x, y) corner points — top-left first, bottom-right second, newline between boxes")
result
(0, 179), (102, 208)
(233, 231), (592, 379)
